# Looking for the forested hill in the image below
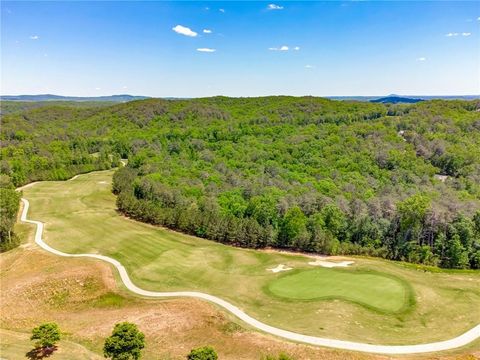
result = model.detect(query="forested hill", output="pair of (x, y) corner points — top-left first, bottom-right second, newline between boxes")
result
(2, 97), (480, 268)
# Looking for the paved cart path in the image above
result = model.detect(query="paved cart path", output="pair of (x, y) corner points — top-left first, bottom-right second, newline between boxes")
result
(19, 194), (480, 354)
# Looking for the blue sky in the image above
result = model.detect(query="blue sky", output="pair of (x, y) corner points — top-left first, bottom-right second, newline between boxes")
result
(1, 1), (479, 97)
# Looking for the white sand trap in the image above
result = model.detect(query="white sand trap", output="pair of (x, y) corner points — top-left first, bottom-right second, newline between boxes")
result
(308, 259), (354, 268)
(267, 264), (293, 273)
(98, 181), (108, 184)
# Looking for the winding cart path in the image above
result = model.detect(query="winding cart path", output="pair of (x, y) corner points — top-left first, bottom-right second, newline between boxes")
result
(19, 193), (480, 355)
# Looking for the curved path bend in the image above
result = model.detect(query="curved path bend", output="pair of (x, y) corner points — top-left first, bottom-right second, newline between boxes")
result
(19, 197), (480, 355)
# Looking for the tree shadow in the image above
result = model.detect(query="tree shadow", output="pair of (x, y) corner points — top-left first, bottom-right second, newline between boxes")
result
(25, 346), (58, 359)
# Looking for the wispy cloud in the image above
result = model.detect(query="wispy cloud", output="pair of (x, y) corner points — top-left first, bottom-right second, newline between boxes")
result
(446, 32), (472, 37)
(29, 35), (39, 40)
(416, 57), (427, 61)
(197, 48), (216, 52)
(219, 8), (225, 13)
(172, 25), (197, 37)
(269, 45), (289, 51)
(268, 4), (284, 10)
(305, 64), (315, 69)
(269, 45), (300, 52)
(203, 29), (212, 34)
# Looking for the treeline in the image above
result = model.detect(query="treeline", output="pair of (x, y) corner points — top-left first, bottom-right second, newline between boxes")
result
(2, 97), (480, 267)
(0, 175), (21, 251)
(114, 167), (480, 269)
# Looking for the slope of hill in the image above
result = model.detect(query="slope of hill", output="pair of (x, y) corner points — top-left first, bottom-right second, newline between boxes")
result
(1, 97), (480, 269)
(0, 100), (116, 115)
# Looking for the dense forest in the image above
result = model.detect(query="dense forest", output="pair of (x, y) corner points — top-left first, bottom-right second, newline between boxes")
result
(1, 97), (480, 268)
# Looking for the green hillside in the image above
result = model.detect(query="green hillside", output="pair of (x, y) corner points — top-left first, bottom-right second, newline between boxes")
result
(1, 97), (480, 268)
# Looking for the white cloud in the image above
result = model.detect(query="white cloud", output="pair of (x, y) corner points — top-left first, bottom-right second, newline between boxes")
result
(269, 45), (299, 51)
(416, 57), (427, 61)
(446, 32), (472, 37)
(203, 29), (212, 34)
(29, 35), (39, 40)
(478, 16), (480, 21)
(305, 65), (315, 69)
(269, 45), (289, 51)
(197, 48), (216, 52)
(219, 8), (225, 13)
(268, 4), (284, 10)
(172, 25), (198, 37)
(122, 86), (128, 89)
(95, 87), (101, 90)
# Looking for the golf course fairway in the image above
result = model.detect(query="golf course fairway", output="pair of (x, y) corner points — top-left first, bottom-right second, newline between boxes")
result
(18, 169), (480, 353)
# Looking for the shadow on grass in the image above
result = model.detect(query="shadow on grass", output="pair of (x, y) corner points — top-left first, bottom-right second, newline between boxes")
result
(25, 346), (58, 359)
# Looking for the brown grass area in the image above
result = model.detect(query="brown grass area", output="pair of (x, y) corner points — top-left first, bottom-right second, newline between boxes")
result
(0, 246), (376, 360)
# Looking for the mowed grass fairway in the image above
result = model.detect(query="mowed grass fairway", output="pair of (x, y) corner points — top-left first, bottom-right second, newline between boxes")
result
(21, 170), (480, 345)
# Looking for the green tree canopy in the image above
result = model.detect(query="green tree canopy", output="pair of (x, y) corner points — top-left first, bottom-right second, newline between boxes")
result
(30, 322), (61, 349)
(187, 346), (218, 360)
(103, 322), (145, 360)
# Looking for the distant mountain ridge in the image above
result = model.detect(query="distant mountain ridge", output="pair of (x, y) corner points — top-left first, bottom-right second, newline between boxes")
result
(0, 94), (150, 102)
(328, 94), (480, 102)
(370, 96), (423, 104)
(2, 94), (479, 103)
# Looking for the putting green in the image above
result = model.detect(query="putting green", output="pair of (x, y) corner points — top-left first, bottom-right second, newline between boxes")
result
(267, 268), (408, 313)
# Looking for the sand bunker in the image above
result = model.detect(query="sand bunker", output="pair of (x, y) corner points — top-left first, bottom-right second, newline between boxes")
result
(98, 181), (108, 184)
(267, 264), (293, 273)
(308, 259), (354, 268)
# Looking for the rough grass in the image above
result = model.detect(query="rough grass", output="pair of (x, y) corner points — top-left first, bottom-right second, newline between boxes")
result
(0, 329), (103, 360)
(0, 244), (397, 360)
(20, 170), (480, 345)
